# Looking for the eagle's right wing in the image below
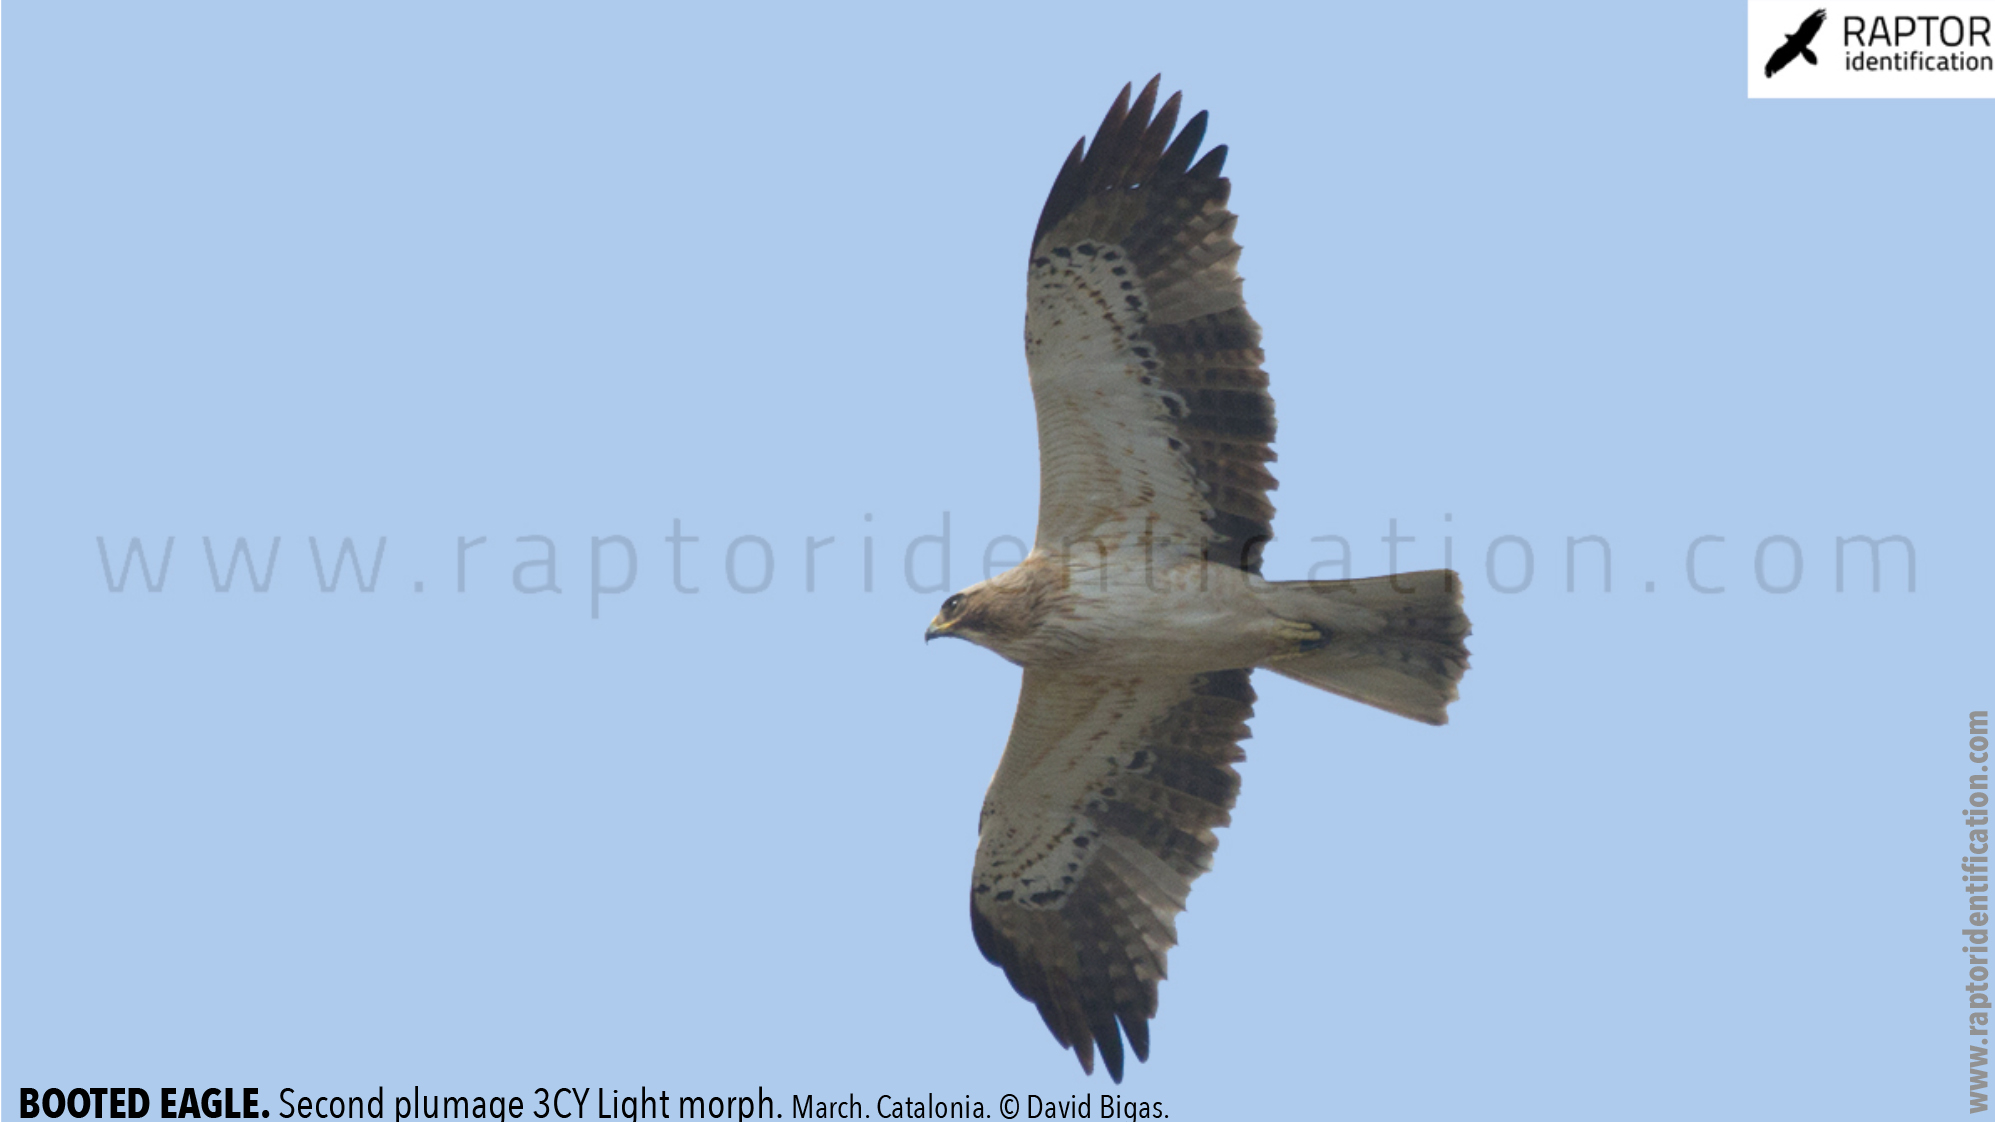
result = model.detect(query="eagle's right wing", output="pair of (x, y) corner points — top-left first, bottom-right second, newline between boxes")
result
(969, 667), (1254, 1081)
(1022, 79), (1278, 574)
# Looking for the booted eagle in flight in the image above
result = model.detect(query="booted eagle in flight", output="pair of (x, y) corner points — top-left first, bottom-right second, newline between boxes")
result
(924, 79), (1471, 1081)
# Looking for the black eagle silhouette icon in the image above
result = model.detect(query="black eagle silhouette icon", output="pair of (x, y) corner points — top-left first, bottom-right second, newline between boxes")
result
(1766, 9), (1828, 77)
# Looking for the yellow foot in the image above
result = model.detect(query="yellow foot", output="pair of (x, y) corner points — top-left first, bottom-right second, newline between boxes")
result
(1268, 619), (1328, 657)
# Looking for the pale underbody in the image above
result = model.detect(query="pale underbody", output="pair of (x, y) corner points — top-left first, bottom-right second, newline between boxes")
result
(961, 548), (1340, 672)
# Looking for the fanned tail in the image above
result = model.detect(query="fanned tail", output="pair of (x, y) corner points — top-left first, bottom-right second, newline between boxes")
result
(1259, 569), (1470, 725)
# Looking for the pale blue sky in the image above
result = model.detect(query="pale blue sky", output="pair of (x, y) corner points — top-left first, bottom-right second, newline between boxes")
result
(6, 3), (1991, 1119)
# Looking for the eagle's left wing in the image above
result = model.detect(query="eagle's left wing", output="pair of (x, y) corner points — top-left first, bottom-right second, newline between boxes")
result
(971, 667), (1254, 1081)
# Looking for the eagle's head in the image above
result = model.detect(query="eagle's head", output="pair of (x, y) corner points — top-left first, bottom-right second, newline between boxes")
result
(924, 578), (1043, 661)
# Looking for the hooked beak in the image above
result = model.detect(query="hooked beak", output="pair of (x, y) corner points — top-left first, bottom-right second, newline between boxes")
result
(925, 616), (956, 643)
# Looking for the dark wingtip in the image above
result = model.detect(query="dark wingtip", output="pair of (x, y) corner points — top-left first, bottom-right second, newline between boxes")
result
(1094, 1016), (1126, 1083)
(1187, 143), (1228, 180)
(1121, 1010), (1151, 1064)
(1078, 81), (1135, 182)
(1131, 75), (1160, 122)
(1155, 109), (1207, 178)
(1032, 79), (1224, 252)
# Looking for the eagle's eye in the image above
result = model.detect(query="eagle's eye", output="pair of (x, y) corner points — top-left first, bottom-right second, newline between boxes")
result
(941, 593), (966, 618)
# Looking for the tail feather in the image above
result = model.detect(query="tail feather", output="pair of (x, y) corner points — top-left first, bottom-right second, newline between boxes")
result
(1259, 569), (1470, 725)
